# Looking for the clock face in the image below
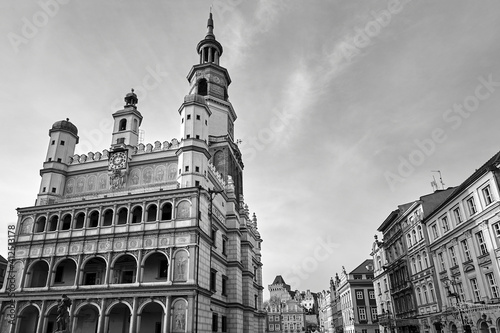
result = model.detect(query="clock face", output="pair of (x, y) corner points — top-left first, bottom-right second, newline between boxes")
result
(109, 151), (127, 170)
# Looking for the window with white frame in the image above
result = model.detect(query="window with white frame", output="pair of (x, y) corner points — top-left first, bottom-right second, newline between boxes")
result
(269, 324), (274, 331)
(456, 282), (465, 302)
(453, 207), (463, 224)
(356, 291), (363, 299)
(358, 307), (366, 320)
(412, 230), (417, 244)
(466, 197), (477, 215)
(369, 290), (375, 299)
(476, 231), (488, 255)
(423, 251), (429, 268)
(417, 255), (423, 271)
(412, 258), (417, 274)
(486, 273), (500, 298)
(407, 234), (412, 247)
(470, 278), (481, 302)
(418, 225), (423, 240)
(461, 239), (472, 261)
(441, 216), (450, 232)
(371, 307), (377, 320)
(449, 246), (458, 267)
(431, 224), (439, 239)
(438, 252), (446, 271)
(483, 185), (493, 206)
(493, 223), (500, 238)
(429, 283), (435, 302)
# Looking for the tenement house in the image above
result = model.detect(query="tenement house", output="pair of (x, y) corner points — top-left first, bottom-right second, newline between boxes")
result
(0, 13), (264, 333)
(424, 151), (500, 333)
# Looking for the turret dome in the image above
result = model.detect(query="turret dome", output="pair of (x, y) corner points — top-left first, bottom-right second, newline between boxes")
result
(50, 118), (78, 137)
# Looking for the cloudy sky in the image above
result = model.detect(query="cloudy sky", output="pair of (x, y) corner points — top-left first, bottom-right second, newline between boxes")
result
(2, 0), (500, 299)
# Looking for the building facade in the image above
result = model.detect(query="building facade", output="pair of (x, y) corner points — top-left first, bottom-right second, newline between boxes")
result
(0, 13), (265, 333)
(424, 151), (500, 333)
(335, 260), (379, 333)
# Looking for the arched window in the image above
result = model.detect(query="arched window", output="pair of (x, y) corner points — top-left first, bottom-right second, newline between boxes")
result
(412, 230), (417, 244)
(161, 203), (172, 220)
(131, 206), (142, 223)
(423, 285), (428, 303)
(412, 258), (417, 274)
(407, 234), (412, 247)
(133, 119), (138, 132)
(198, 79), (208, 96)
(418, 225), (423, 240)
(88, 211), (99, 228)
(147, 204), (157, 222)
(423, 251), (429, 268)
(417, 255), (422, 271)
(35, 216), (47, 233)
(429, 283), (435, 302)
(61, 214), (72, 230)
(119, 119), (127, 131)
(47, 215), (58, 232)
(117, 208), (128, 225)
(102, 209), (113, 226)
(74, 212), (85, 229)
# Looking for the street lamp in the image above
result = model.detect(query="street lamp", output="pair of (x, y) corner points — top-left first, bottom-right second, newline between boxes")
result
(444, 277), (471, 333)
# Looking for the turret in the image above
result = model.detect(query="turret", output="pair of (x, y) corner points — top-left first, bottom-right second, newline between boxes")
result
(111, 89), (143, 149)
(37, 119), (78, 205)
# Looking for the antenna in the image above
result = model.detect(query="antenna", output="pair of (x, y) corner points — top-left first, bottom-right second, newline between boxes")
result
(431, 175), (438, 191)
(431, 170), (445, 190)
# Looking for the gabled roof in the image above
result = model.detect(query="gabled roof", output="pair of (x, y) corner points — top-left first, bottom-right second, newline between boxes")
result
(350, 259), (374, 275)
(425, 150), (500, 222)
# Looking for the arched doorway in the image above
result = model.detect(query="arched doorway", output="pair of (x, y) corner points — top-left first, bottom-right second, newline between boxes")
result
(17, 305), (39, 333)
(451, 323), (458, 333)
(140, 302), (164, 333)
(107, 303), (131, 333)
(480, 322), (489, 333)
(74, 304), (99, 333)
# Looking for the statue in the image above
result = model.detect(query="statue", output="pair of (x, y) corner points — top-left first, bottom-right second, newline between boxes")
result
(56, 294), (72, 332)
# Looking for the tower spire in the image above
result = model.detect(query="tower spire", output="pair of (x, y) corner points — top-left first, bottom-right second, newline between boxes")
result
(206, 12), (215, 40)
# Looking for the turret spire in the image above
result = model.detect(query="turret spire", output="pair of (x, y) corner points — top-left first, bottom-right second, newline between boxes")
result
(206, 12), (215, 40)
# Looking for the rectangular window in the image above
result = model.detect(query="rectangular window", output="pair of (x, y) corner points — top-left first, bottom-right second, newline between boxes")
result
(369, 290), (375, 299)
(456, 282), (465, 302)
(187, 114), (191, 120)
(470, 278), (481, 302)
(461, 239), (472, 261)
(438, 252), (446, 271)
(222, 238), (227, 255)
(275, 324), (280, 331)
(466, 197), (477, 215)
(195, 166), (200, 172)
(269, 324), (274, 331)
(185, 166), (189, 172)
(449, 246), (458, 267)
(441, 216), (450, 232)
(356, 291), (363, 299)
(483, 186), (493, 205)
(210, 270), (217, 292)
(42, 187), (46, 193)
(221, 316), (227, 332)
(196, 135), (200, 139)
(196, 115), (201, 120)
(358, 307), (366, 320)
(60, 140), (65, 145)
(186, 134), (191, 139)
(371, 307), (378, 321)
(486, 273), (500, 298)
(212, 313), (218, 332)
(493, 223), (500, 238)
(51, 140), (55, 145)
(431, 224), (439, 239)
(476, 231), (488, 255)
(222, 276), (227, 296)
(51, 187), (56, 193)
(453, 207), (463, 224)
(362, 329), (368, 333)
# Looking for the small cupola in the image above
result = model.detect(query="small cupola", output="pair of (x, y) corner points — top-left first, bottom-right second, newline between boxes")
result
(196, 12), (223, 65)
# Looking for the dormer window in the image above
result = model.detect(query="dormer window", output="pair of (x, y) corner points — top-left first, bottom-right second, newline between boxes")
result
(119, 119), (127, 131)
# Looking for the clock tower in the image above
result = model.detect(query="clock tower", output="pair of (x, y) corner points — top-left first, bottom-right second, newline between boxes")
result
(186, 13), (244, 201)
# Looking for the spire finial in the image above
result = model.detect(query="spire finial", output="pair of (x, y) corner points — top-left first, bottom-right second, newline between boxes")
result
(206, 11), (215, 39)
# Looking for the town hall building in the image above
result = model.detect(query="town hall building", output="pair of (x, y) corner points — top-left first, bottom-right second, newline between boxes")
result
(0, 13), (265, 333)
